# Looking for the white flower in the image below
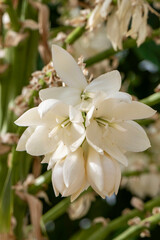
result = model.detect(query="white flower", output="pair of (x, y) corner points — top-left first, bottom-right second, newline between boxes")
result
(52, 148), (87, 201)
(86, 0), (153, 50)
(86, 0), (112, 30)
(39, 45), (124, 110)
(86, 98), (156, 166)
(15, 45), (156, 201)
(87, 146), (121, 198)
(15, 99), (85, 156)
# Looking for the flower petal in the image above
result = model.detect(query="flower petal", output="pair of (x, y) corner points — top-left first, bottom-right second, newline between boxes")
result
(113, 101), (156, 120)
(38, 99), (68, 118)
(101, 128), (128, 166)
(93, 98), (118, 119)
(108, 92), (132, 102)
(14, 107), (41, 126)
(110, 120), (151, 152)
(63, 148), (85, 192)
(70, 179), (87, 202)
(69, 105), (83, 123)
(46, 142), (69, 170)
(52, 45), (87, 89)
(41, 154), (51, 164)
(16, 127), (35, 151)
(85, 70), (121, 94)
(64, 123), (85, 152)
(87, 147), (104, 192)
(52, 160), (65, 196)
(113, 160), (121, 194)
(39, 87), (81, 106)
(26, 126), (58, 156)
(86, 120), (104, 154)
(102, 155), (116, 195)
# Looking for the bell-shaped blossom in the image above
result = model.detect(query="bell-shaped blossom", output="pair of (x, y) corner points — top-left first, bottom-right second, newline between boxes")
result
(86, 98), (156, 166)
(15, 99), (85, 156)
(39, 45), (124, 110)
(87, 146), (121, 198)
(52, 148), (87, 201)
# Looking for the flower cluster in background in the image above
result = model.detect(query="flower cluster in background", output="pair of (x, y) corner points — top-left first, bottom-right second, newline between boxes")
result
(15, 45), (155, 201)
(85, 0), (160, 50)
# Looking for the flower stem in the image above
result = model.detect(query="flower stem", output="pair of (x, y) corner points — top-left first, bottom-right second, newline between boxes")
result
(41, 197), (70, 224)
(113, 213), (160, 240)
(140, 92), (160, 106)
(73, 196), (160, 240)
(63, 25), (86, 48)
(85, 29), (160, 67)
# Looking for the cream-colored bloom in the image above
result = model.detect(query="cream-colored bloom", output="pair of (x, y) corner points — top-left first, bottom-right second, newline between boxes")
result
(86, 98), (155, 166)
(52, 148), (87, 201)
(86, 0), (154, 50)
(86, 0), (112, 30)
(15, 99), (85, 156)
(87, 146), (121, 198)
(15, 45), (156, 201)
(39, 45), (122, 110)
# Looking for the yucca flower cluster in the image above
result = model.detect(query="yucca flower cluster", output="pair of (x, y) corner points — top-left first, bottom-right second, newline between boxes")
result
(87, 0), (155, 50)
(15, 45), (155, 201)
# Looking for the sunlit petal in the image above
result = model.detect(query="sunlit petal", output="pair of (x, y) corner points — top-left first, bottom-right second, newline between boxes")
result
(39, 87), (81, 105)
(52, 45), (87, 89)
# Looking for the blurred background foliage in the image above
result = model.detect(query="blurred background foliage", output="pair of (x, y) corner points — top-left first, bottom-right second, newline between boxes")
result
(0, 0), (160, 239)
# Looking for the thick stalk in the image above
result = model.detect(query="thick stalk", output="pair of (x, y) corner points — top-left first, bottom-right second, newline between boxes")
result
(141, 92), (160, 107)
(85, 29), (160, 67)
(64, 25), (86, 46)
(113, 213), (160, 240)
(71, 196), (160, 240)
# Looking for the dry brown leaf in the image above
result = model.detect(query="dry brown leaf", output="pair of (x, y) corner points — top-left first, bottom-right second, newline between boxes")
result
(12, 0), (19, 8)
(1, 133), (19, 145)
(5, 30), (28, 47)
(0, 64), (9, 73)
(36, 190), (51, 205)
(0, 233), (16, 240)
(29, 0), (51, 64)
(32, 157), (42, 178)
(0, 144), (10, 155)
(16, 191), (44, 240)
(22, 19), (39, 30)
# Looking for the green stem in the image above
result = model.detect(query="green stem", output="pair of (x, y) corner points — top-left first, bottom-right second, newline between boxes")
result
(85, 29), (160, 67)
(113, 213), (160, 240)
(140, 92), (160, 106)
(122, 169), (150, 177)
(75, 196), (160, 240)
(64, 25), (86, 46)
(41, 197), (70, 224)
